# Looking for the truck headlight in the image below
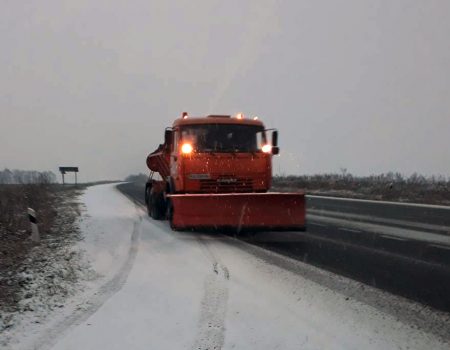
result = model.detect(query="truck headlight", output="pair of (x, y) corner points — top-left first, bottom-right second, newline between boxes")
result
(181, 143), (193, 154)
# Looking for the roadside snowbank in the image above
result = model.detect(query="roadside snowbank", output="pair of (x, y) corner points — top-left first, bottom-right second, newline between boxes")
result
(1, 184), (140, 350)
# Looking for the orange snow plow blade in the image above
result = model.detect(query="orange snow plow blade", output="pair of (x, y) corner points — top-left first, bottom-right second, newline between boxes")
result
(168, 192), (306, 232)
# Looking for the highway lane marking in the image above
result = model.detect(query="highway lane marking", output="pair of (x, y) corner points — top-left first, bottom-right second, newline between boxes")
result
(308, 209), (450, 235)
(308, 214), (450, 246)
(338, 227), (362, 233)
(380, 234), (408, 241)
(307, 194), (450, 210)
(428, 243), (450, 250)
(311, 223), (328, 228)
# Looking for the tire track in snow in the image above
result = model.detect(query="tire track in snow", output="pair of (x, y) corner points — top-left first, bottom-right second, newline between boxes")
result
(34, 210), (143, 350)
(193, 236), (230, 350)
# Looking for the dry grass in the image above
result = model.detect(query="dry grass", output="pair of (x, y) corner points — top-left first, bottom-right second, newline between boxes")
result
(0, 184), (55, 235)
(272, 173), (450, 205)
(0, 184), (54, 309)
(0, 184), (83, 312)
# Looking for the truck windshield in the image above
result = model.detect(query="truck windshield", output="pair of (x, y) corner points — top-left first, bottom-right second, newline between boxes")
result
(180, 124), (265, 152)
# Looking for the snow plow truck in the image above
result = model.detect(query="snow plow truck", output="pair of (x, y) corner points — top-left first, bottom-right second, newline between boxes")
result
(145, 112), (306, 232)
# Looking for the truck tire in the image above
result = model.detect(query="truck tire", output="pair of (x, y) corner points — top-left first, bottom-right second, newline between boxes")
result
(144, 184), (150, 205)
(150, 190), (166, 220)
(145, 186), (152, 217)
(165, 178), (177, 230)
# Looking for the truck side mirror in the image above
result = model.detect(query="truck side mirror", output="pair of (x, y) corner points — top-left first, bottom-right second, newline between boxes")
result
(272, 130), (278, 147)
(271, 130), (279, 155)
(164, 129), (173, 149)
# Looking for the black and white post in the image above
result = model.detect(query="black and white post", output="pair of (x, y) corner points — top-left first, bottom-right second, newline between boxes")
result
(27, 208), (40, 242)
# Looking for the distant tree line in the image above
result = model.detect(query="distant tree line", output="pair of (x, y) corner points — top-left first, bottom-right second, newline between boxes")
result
(0, 168), (57, 184)
(124, 173), (148, 184)
(274, 171), (449, 188)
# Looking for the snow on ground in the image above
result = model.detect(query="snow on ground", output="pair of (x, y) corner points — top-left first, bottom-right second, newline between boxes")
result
(3, 183), (449, 350)
(1, 184), (140, 350)
(76, 183), (138, 281)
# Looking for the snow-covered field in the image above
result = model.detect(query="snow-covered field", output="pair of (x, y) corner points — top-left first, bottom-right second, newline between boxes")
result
(3, 184), (449, 350)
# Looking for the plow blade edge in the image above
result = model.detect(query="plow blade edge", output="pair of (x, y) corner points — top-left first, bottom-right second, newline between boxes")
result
(168, 192), (306, 231)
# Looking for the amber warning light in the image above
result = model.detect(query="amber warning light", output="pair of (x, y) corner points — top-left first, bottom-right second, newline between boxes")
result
(181, 143), (193, 154)
(262, 144), (272, 153)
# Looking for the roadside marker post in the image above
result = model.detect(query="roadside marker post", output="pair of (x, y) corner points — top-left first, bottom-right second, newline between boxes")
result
(27, 208), (40, 243)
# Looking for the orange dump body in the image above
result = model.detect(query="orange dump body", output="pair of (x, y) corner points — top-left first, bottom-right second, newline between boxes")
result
(146, 146), (170, 178)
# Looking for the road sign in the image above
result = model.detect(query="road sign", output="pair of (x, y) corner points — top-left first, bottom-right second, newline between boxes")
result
(59, 167), (79, 184)
(59, 167), (79, 172)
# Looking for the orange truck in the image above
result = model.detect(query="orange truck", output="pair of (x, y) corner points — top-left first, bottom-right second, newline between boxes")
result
(145, 113), (306, 232)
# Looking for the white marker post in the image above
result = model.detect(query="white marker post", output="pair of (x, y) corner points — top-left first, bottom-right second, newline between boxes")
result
(27, 208), (40, 243)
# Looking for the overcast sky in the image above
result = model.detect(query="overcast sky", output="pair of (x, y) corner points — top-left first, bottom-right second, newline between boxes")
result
(1, 0), (449, 181)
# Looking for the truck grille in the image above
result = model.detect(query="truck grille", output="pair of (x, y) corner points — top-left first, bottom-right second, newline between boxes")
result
(199, 178), (254, 193)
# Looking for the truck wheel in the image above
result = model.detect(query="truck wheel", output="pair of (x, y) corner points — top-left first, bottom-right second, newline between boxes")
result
(150, 191), (166, 220)
(145, 187), (152, 217)
(165, 179), (177, 230)
(144, 184), (150, 205)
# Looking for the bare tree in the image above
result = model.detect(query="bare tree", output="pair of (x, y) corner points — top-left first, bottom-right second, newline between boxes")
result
(0, 169), (57, 184)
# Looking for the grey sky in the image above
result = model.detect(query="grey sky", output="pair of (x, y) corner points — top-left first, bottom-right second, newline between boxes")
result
(1, 0), (449, 181)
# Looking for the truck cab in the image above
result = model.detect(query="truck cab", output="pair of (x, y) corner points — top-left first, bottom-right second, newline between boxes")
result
(166, 114), (279, 194)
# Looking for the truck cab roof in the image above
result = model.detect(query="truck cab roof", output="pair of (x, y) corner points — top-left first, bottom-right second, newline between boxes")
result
(172, 115), (265, 128)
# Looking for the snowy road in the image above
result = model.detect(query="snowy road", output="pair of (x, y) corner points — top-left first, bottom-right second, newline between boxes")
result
(31, 184), (450, 349)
